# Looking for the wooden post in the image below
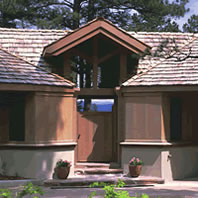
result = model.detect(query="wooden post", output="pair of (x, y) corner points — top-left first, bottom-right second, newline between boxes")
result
(64, 53), (71, 80)
(120, 53), (127, 84)
(93, 37), (98, 89)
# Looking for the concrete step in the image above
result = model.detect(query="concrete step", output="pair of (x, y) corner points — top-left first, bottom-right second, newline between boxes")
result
(44, 175), (165, 188)
(75, 162), (123, 175)
(75, 168), (123, 175)
(75, 162), (110, 169)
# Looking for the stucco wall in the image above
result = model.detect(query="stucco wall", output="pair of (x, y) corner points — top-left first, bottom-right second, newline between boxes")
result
(0, 146), (75, 179)
(161, 146), (198, 181)
(121, 145), (162, 177)
(121, 144), (198, 181)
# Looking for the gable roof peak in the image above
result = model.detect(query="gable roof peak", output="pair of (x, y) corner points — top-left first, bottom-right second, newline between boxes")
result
(43, 17), (151, 57)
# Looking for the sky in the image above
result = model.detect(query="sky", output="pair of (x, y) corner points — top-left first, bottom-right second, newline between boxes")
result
(176, 0), (198, 29)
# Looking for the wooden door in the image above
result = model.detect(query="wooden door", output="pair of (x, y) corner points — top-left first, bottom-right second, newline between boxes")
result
(77, 111), (113, 162)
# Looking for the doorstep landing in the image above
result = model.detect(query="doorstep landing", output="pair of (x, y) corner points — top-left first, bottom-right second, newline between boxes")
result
(44, 174), (164, 187)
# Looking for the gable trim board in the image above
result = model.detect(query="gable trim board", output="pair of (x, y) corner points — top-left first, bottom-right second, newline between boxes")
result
(43, 17), (151, 57)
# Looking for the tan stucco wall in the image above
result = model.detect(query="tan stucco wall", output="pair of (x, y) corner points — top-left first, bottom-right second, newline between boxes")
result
(161, 146), (198, 181)
(121, 145), (162, 177)
(121, 144), (198, 181)
(123, 93), (162, 142)
(0, 146), (75, 179)
(25, 92), (77, 143)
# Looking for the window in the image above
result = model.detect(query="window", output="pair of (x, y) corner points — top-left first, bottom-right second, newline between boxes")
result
(170, 97), (182, 141)
(9, 98), (25, 141)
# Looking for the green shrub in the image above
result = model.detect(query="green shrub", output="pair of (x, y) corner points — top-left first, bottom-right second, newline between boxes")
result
(88, 179), (151, 198)
(0, 183), (44, 198)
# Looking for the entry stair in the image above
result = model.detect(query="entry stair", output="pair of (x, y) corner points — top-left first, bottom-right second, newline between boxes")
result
(44, 162), (164, 187)
(74, 162), (123, 175)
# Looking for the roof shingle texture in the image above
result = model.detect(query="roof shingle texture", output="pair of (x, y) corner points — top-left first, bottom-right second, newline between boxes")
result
(1, 27), (198, 87)
(0, 28), (67, 69)
(0, 48), (73, 87)
(123, 32), (198, 86)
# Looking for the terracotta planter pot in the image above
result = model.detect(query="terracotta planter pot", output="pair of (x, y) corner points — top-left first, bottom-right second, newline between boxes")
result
(56, 166), (70, 179)
(129, 165), (142, 177)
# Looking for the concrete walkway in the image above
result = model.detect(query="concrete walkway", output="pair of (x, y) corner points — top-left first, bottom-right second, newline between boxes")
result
(4, 178), (198, 198)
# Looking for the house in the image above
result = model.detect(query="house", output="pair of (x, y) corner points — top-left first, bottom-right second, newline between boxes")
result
(0, 17), (198, 181)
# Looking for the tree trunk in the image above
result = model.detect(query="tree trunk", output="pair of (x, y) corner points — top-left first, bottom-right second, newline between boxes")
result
(72, 0), (81, 29)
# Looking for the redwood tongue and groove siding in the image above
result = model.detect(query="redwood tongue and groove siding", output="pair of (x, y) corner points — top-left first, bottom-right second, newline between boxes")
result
(123, 32), (198, 86)
(0, 48), (73, 87)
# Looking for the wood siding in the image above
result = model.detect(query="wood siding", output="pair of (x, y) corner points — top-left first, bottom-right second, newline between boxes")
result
(124, 94), (161, 141)
(77, 111), (113, 162)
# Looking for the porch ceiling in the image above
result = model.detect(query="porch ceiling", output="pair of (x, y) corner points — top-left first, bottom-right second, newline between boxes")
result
(42, 17), (151, 57)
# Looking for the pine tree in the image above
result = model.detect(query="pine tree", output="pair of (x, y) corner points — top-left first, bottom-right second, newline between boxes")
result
(183, 14), (198, 33)
(0, 0), (190, 32)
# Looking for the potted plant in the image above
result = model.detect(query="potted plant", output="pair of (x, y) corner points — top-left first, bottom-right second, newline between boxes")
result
(55, 159), (71, 179)
(129, 157), (143, 177)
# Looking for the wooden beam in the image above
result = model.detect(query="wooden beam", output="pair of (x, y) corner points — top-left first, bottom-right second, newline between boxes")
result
(93, 37), (98, 89)
(98, 49), (120, 64)
(120, 53), (127, 84)
(76, 88), (116, 97)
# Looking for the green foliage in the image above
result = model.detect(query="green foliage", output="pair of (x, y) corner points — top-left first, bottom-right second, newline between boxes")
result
(88, 179), (152, 198)
(0, 183), (44, 198)
(0, 189), (12, 198)
(0, 0), (190, 32)
(183, 14), (198, 32)
(16, 183), (44, 198)
(56, 159), (71, 168)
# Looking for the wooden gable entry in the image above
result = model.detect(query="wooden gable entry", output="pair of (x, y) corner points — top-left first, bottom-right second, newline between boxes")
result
(42, 17), (150, 163)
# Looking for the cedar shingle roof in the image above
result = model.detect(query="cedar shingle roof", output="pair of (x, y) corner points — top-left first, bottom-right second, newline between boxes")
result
(0, 28), (75, 87)
(1, 27), (198, 87)
(0, 28), (67, 69)
(123, 32), (198, 86)
(0, 47), (74, 87)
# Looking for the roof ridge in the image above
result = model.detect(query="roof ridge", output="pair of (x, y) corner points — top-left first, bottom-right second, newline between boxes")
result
(0, 47), (75, 87)
(122, 34), (197, 86)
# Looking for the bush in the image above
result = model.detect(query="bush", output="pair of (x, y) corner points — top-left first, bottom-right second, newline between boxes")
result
(88, 179), (150, 198)
(0, 183), (44, 198)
